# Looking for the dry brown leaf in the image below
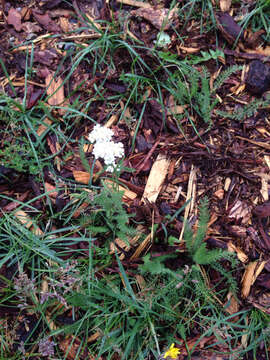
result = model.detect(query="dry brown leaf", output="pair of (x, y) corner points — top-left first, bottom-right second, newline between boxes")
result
(168, 104), (187, 115)
(44, 182), (58, 199)
(14, 210), (44, 236)
(7, 8), (22, 31)
(37, 118), (52, 137)
(32, 10), (61, 32)
(14, 210), (33, 228)
(224, 291), (239, 315)
(142, 154), (170, 203)
(73, 164), (102, 184)
(73, 170), (91, 184)
(131, 6), (177, 30)
(59, 336), (93, 360)
(214, 188), (224, 200)
(59, 17), (70, 32)
(219, 0), (231, 12)
(227, 241), (248, 263)
(21, 21), (42, 33)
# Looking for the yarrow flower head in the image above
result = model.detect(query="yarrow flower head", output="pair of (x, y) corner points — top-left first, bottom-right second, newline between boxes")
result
(88, 124), (124, 172)
(163, 343), (180, 359)
(88, 124), (114, 143)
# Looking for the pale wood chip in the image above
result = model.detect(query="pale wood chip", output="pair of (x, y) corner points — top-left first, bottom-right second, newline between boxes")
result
(130, 233), (152, 260)
(179, 164), (197, 241)
(241, 260), (266, 298)
(142, 153), (170, 203)
(219, 0), (231, 12)
(45, 73), (65, 106)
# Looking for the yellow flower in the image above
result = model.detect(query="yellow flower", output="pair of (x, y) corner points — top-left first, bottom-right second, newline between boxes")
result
(163, 343), (180, 359)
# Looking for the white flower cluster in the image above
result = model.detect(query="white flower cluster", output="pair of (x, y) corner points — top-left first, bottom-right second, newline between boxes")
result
(88, 124), (124, 172)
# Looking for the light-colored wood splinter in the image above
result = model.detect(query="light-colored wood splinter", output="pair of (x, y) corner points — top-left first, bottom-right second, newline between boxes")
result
(142, 153), (170, 204)
(179, 164), (197, 241)
(219, 0), (231, 12)
(241, 260), (266, 299)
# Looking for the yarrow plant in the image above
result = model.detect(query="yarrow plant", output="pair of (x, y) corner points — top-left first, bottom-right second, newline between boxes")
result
(88, 124), (124, 172)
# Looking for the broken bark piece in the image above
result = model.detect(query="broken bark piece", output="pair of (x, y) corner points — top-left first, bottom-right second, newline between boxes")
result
(253, 200), (270, 218)
(245, 60), (270, 95)
(32, 9), (61, 32)
(215, 12), (244, 45)
(130, 6), (177, 31)
(7, 7), (22, 32)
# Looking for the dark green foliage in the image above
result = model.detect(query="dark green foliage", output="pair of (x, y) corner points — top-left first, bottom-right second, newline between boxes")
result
(79, 184), (136, 242)
(165, 63), (242, 125)
(140, 253), (178, 275)
(216, 96), (270, 121)
(212, 64), (242, 92)
(175, 65), (216, 124)
(187, 49), (225, 65)
(184, 198), (231, 265)
(183, 198), (238, 292)
(184, 198), (223, 265)
(0, 137), (46, 175)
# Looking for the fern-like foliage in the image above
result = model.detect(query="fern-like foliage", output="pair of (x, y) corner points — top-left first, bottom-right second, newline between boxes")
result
(166, 63), (242, 125)
(216, 96), (270, 121)
(184, 198), (223, 265)
(79, 184), (136, 242)
(183, 198), (239, 294)
(212, 64), (242, 92)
